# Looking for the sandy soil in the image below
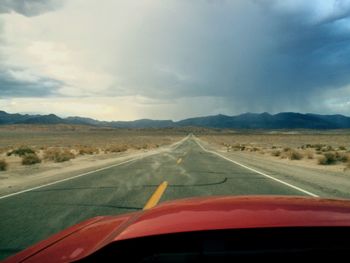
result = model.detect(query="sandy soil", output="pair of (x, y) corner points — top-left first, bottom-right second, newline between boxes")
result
(200, 134), (350, 171)
(199, 138), (350, 199)
(199, 132), (350, 148)
(0, 136), (187, 196)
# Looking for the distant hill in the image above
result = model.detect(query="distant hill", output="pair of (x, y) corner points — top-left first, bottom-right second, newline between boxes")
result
(110, 119), (175, 128)
(65, 116), (105, 126)
(20, 114), (64, 125)
(177, 112), (350, 129)
(1, 110), (350, 129)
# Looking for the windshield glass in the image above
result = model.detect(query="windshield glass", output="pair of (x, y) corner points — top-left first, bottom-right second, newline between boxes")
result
(1, 0), (350, 261)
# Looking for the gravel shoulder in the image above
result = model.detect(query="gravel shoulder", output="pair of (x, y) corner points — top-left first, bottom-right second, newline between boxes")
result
(199, 139), (350, 199)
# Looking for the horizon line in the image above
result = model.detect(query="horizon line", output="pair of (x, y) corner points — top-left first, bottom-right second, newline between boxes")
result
(1, 110), (349, 123)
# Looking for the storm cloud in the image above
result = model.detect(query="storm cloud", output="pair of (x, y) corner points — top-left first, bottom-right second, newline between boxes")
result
(99, 0), (350, 114)
(0, 0), (62, 16)
(1, 0), (350, 120)
(0, 67), (62, 97)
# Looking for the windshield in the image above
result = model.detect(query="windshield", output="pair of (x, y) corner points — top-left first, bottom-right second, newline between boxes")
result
(1, 0), (350, 261)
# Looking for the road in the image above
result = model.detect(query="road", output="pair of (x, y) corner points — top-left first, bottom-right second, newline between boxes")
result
(0, 135), (311, 260)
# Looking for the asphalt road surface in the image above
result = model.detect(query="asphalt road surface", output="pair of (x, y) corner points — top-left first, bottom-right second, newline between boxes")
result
(0, 136), (310, 260)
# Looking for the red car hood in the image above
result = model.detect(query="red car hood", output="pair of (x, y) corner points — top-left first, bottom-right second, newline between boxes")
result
(5, 195), (350, 262)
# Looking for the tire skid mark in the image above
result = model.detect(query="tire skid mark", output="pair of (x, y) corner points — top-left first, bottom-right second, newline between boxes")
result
(144, 177), (228, 188)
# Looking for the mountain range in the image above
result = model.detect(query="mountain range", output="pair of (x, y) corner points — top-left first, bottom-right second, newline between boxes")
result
(1, 110), (350, 129)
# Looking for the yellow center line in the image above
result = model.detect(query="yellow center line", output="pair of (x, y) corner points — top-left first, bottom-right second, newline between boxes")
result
(143, 181), (168, 210)
(176, 158), (182, 164)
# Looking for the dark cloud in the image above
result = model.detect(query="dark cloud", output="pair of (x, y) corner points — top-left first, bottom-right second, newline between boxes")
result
(106, 0), (350, 114)
(248, 1), (350, 112)
(0, 68), (62, 97)
(0, 1), (64, 98)
(1, 0), (350, 117)
(0, 0), (62, 16)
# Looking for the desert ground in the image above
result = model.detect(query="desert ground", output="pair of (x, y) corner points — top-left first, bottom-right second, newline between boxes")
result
(199, 130), (350, 172)
(0, 125), (193, 194)
(1, 125), (349, 196)
(1, 126), (350, 260)
(197, 130), (350, 200)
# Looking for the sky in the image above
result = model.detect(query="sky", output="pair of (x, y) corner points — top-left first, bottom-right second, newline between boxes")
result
(0, 0), (350, 121)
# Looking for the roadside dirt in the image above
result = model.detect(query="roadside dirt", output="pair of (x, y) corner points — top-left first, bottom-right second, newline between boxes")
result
(0, 139), (185, 196)
(199, 139), (350, 199)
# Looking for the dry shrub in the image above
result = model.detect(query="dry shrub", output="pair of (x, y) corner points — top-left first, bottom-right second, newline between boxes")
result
(318, 152), (337, 165)
(318, 151), (350, 165)
(280, 152), (288, 159)
(288, 150), (304, 160)
(271, 150), (281, 157)
(22, 153), (41, 165)
(305, 150), (314, 159)
(231, 144), (244, 151)
(140, 143), (158, 150)
(43, 148), (59, 160)
(133, 145), (142, 150)
(312, 144), (325, 151)
(7, 146), (35, 157)
(78, 146), (99, 155)
(133, 144), (147, 150)
(321, 145), (334, 152)
(44, 148), (75, 162)
(251, 147), (260, 152)
(301, 144), (312, 149)
(0, 159), (8, 171)
(55, 150), (75, 162)
(142, 144), (149, 149)
(105, 145), (128, 153)
(335, 152), (349, 163)
(338, 146), (347, 151)
(230, 145), (238, 151)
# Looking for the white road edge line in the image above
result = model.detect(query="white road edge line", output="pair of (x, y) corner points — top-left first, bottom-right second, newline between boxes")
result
(0, 135), (190, 200)
(194, 138), (319, 197)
